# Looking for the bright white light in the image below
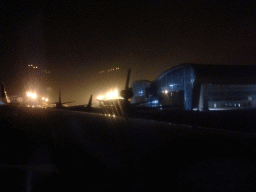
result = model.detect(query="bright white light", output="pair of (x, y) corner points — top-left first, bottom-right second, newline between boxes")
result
(45, 98), (48, 102)
(42, 97), (45, 100)
(26, 92), (37, 99)
(97, 88), (123, 101)
(97, 95), (105, 100)
(164, 90), (168, 94)
(31, 93), (37, 99)
(26, 92), (31, 97)
(106, 89), (119, 99)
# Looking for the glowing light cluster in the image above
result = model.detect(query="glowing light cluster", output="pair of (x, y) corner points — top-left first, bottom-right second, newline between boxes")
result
(28, 64), (50, 73)
(97, 89), (123, 100)
(26, 92), (37, 99)
(99, 67), (120, 74)
(42, 97), (49, 102)
(162, 90), (168, 94)
(28, 64), (38, 69)
(26, 91), (49, 102)
(97, 95), (105, 100)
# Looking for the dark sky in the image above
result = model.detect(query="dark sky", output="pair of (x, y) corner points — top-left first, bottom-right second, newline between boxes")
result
(1, 0), (256, 105)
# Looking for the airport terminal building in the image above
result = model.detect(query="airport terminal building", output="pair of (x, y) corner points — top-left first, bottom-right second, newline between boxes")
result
(130, 80), (151, 104)
(131, 64), (256, 111)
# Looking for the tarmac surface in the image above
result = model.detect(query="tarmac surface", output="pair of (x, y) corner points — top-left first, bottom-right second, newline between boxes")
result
(1, 105), (256, 191)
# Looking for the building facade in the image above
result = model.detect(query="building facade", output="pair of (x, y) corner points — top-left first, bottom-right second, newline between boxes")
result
(130, 80), (151, 105)
(131, 64), (256, 111)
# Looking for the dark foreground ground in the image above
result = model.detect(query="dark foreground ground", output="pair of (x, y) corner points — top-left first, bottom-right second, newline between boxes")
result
(1, 105), (256, 191)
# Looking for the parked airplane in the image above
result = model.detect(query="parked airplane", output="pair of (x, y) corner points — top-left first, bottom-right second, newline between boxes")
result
(52, 90), (104, 113)
(97, 68), (134, 116)
(68, 94), (92, 109)
(67, 94), (104, 113)
(50, 90), (76, 109)
(97, 68), (152, 116)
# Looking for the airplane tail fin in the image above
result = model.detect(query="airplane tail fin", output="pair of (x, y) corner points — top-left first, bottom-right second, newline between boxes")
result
(59, 90), (61, 104)
(125, 68), (131, 93)
(87, 95), (93, 108)
(120, 68), (133, 101)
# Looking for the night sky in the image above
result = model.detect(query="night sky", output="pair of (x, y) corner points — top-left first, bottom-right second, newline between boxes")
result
(1, 0), (255, 105)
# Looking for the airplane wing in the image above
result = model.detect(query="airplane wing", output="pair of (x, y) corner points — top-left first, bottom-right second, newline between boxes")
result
(61, 101), (76, 104)
(1, 105), (256, 191)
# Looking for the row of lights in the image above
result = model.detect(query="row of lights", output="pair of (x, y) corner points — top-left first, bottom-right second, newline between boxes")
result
(26, 92), (49, 102)
(28, 64), (38, 69)
(99, 67), (120, 74)
(28, 64), (50, 73)
(162, 90), (168, 94)
(42, 97), (49, 102)
(42, 70), (51, 74)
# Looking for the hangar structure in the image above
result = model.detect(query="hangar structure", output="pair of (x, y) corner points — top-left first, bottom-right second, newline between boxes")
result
(131, 64), (256, 111)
